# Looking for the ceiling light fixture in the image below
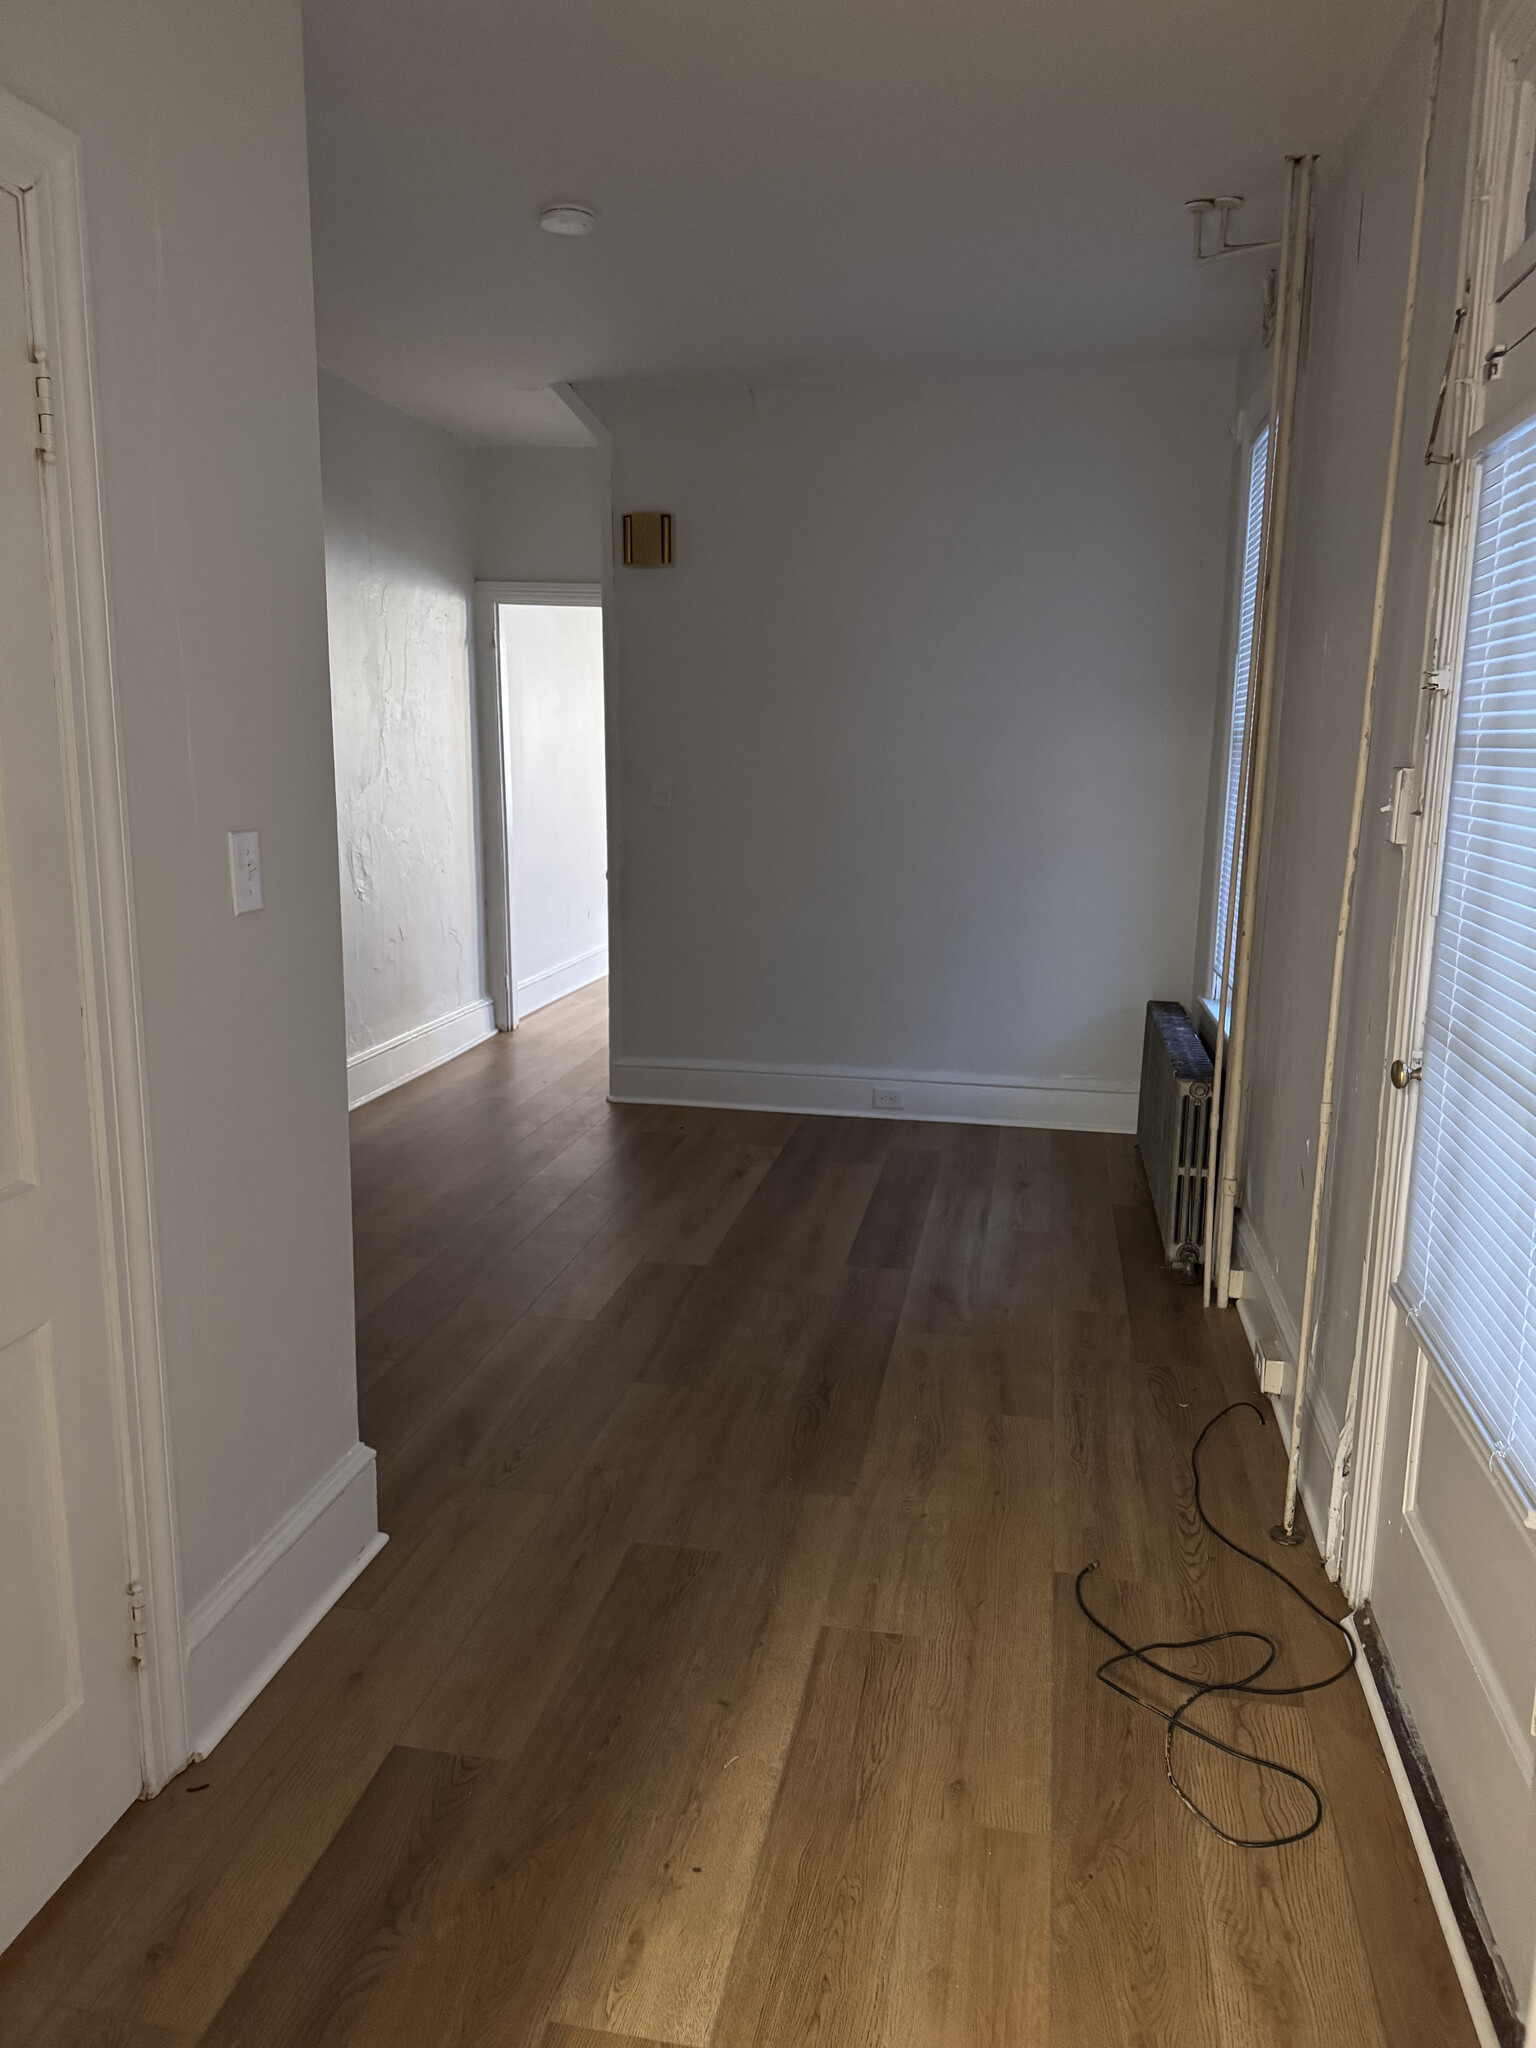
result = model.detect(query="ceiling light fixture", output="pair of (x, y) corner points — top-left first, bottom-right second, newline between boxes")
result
(539, 203), (596, 237)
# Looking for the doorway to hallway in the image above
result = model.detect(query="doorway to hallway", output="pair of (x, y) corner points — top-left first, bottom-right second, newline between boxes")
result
(475, 582), (607, 1032)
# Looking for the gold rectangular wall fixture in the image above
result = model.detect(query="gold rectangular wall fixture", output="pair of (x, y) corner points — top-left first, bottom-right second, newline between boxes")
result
(623, 511), (673, 566)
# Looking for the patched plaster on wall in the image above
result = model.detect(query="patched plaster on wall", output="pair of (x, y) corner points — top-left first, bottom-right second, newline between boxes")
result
(319, 372), (485, 1057)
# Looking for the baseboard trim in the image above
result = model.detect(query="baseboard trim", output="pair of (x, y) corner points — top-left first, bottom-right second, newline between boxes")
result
(1232, 1210), (1335, 1554)
(1347, 1607), (1518, 2048)
(609, 1057), (1137, 1133)
(183, 1441), (383, 1759)
(516, 945), (608, 1019)
(346, 997), (497, 1109)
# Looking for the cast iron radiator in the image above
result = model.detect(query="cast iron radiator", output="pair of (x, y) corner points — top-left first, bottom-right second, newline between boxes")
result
(1136, 1000), (1213, 1278)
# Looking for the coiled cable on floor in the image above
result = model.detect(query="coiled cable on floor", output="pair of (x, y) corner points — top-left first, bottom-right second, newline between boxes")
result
(1075, 1400), (1357, 1848)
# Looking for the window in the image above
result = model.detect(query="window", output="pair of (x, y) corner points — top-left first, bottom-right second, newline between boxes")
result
(1401, 409), (1536, 1503)
(1211, 422), (1270, 1004)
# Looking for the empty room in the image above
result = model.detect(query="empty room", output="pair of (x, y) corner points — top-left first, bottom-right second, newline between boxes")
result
(0, 0), (1532, 2043)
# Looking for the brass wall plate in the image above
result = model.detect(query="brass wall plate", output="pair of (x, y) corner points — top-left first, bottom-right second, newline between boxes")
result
(623, 511), (673, 566)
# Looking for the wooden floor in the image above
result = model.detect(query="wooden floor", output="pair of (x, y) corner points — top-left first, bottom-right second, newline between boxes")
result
(0, 976), (1479, 2046)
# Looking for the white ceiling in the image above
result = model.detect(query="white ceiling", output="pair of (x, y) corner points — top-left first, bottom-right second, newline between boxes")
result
(303, 0), (1412, 445)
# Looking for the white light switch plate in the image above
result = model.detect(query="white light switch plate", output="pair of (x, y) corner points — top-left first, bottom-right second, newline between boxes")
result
(229, 829), (263, 914)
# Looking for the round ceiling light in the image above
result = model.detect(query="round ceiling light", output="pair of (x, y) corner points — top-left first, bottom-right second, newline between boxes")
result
(539, 203), (596, 237)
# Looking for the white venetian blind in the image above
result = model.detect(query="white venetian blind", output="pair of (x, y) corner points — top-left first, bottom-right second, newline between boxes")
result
(1212, 423), (1270, 1001)
(1403, 408), (1536, 1503)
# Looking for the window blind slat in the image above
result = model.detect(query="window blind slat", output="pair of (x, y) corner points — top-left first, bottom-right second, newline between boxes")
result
(1404, 409), (1536, 1503)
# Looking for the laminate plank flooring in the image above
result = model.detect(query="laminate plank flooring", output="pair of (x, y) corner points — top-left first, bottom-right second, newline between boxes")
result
(0, 977), (1481, 2046)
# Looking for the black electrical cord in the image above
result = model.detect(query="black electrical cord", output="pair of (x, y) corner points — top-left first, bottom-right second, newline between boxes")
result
(1075, 1400), (1357, 1848)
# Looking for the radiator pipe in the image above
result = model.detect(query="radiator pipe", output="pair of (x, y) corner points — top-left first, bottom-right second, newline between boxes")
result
(1206, 155), (1315, 1308)
(1285, 4), (1445, 1544)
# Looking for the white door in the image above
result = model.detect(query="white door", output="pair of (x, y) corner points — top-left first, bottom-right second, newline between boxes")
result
(1368, 401), (1536, 2018)
(0, 183), (143, 1950)
(497, 598), (608, 1024)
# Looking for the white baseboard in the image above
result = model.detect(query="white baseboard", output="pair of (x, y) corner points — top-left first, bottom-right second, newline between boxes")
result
(183, 1441), (384, 1759)
(1233, 1210), (1336, 1554)
(609, 1056), (1138, 1133)
(1345, 1616), (1504, 2048)
(346, 997), (497, 1109)
(515, 944), (608, 1020)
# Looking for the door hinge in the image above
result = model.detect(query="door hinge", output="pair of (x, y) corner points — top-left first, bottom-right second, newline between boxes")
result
(127, 1580), (148, 1667)
(34, 363), (55, 463)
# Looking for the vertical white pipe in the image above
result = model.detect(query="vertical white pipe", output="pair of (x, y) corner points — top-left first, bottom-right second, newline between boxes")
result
(1283, 5), (1445, 1539)
(1211, 156), (1315, 1305)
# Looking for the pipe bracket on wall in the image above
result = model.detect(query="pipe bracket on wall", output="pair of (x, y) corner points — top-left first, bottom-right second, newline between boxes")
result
(1186, 194), (1282, 262)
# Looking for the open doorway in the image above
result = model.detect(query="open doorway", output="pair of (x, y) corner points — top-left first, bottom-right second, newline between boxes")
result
(475, 582), (607, 1031)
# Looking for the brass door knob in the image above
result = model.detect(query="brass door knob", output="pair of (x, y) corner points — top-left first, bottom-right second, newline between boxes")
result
(1390, 1058), (1422, 1090)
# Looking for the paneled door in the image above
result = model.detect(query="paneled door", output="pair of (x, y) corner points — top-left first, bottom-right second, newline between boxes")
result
(0, 183), (143, 1949)
(1368, 397), (1536, 2021)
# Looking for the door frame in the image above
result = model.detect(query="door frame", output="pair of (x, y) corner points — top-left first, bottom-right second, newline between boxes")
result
(0, 89), (185, 1792)
(472, 580), (603, 1030)
(1336, 3), (1531, 1603)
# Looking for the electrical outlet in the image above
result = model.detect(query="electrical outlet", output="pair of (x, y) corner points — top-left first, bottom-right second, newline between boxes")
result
(228, 830), (263, 915)
(872, 1086), (905, 1111)
(1253, 1338), (1287, 1396)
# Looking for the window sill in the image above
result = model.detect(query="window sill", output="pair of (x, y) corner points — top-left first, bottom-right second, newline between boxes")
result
(1197, 993), (1228, 1050)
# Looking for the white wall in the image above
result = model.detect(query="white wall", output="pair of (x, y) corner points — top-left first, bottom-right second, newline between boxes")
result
(0, 2), (375, 1753)
(318, 371), (494, 1105)
(475, 444), (607, 584)
(581, 363), (1236, 1128)
(1219, 0), (1474, 1509)
(501, 604), (609, 1015)
(319, 393), (607, 1102)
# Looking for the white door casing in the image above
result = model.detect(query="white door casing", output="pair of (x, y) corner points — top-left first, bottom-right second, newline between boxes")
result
(473, 582), (606, 1031)
(0, 89), (184, 1952)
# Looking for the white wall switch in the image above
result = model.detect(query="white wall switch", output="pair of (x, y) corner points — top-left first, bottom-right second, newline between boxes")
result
(651, 774), (673, 809)
(872, 1086), (905, 1111)
(229, 829), (263, 914)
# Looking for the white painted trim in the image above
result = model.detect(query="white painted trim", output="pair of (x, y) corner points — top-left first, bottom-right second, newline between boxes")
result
(183, 1443), (383, 1759)
(477, 579), (602, 608)
(1345, 1615), (1504, 2048)
(515, 942), (608, 1015)
(474, 581), (607, 1032)
(346, 996), (496, 1109)
(1233, 1210), (1335, 1553)
(610, 1056), (1138, 1133)
(182, 1441), (376, 1650)
(472, 584), (514, 1030)
(0, 89), (187, 1790)
(1234, 1209), (1301, 1358)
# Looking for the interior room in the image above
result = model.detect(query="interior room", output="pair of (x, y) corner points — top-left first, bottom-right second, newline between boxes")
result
(0, 0), (1532, 2042)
